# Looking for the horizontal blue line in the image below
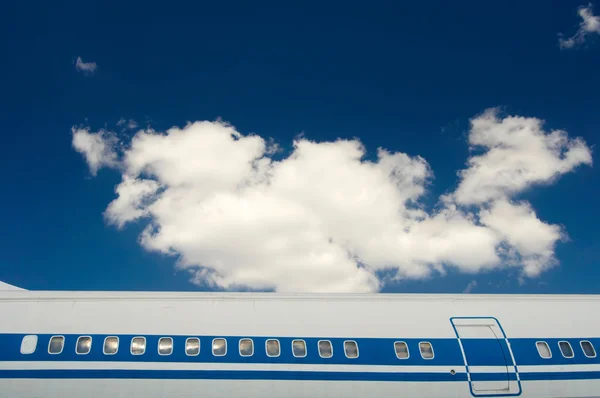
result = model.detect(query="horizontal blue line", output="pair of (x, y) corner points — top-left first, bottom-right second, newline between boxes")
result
(520, 371), (600, 381)
(0, 369), (599, 382)
(0, 369), (468, 382)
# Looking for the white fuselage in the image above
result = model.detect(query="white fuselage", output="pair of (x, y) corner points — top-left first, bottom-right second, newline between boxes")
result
(0, 291), (598, 398)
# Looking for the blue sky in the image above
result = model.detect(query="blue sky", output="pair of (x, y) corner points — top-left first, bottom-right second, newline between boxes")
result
(0, 1), (598, 294)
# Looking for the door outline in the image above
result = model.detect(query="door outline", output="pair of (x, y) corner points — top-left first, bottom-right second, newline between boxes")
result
(450, 317), (522, 397)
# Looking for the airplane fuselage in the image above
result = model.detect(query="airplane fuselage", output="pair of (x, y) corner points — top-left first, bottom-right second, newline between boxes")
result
(0, 291), (598, 397)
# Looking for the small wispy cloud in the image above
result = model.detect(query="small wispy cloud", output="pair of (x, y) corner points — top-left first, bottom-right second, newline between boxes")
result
(75, 56), (97, 74)
(71, 127), (118, 175)
(559, 3), (600, 49)
(117, 118), (139, 130)
(463, 280), (477, 294)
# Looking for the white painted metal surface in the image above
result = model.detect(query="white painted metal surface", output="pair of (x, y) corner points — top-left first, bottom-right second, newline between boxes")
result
(0, 290), (598, 398)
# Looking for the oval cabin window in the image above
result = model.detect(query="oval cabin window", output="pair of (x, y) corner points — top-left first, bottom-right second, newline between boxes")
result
(104, 337), (119, 355)
(158, 338), (173, 355)
(318, 340), (333, 358)
(559, 341), (574, 358)
(239, 339), (253, 357)
(292, 340), (306, 358)
(536, 341), (552, 359)
(213, 338), (227, 356)
(76, 336), (92, 355)
(419, 342), (434, 359)
(581, 341), (597, 358)
(344, 341), (359, 358)
(266, 339), (280, 357)
(394, 341), (409, 359)
(186, 338), (200, 356)
(48, 336), (64, 354)
(20, 335), (38, 355)
(131, 337), (146, 355)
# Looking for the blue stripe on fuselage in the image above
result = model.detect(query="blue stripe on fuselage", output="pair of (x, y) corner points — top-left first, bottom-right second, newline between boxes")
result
(0, 334), (465, 366)
(0, 334), (599, 368)
(0, 369), (469, 382)
(510, 338), (600, 366)
(0, 369), (598, 382)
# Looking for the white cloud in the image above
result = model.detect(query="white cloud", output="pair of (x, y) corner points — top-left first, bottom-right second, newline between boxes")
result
(559, 3), (600, 49)
(71, 127), (118, 175)
(450, 108), (592, 205)
(117, 118), (139, 130)
(463, 280), (477, 294)
(72, 109), (592, 292)
(479, 199), (564, 277)
(75, 56), (97, 74)
(105, 175), (160, 228)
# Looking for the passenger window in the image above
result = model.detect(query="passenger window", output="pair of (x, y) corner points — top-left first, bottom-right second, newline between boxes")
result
(104, 336), (119, 355)
(76, 336), (92, 355)
(20, 335), (38, 355)
(419, 342), (434, 359)
(344, 341), (359, 358)
(266, 339), (280, 357)
(158, 337), (173, 355)
(131, 337), (146, 355)
(318, 340), (333, 358)
(48, 336), (64, 354)
(239, 339), (253, 357)
(581, 341), (597, 358)
(213, 338), (226, 356)
(186, 338), (200, 356)
(536, 341), (552, 359)
(394, 341), (409, 359)
(292, 340), (306, 358)
(559, 341), (574, 358)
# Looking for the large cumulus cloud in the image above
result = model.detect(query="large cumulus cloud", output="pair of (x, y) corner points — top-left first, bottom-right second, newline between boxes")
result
(72, 108), (592, 292)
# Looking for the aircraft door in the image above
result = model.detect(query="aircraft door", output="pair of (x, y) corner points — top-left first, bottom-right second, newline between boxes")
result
(451, 318), (521, 396)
